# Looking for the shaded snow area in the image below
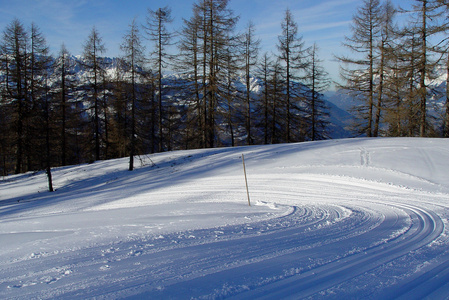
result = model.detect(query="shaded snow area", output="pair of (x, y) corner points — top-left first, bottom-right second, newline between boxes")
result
(1, 138), (449, 299)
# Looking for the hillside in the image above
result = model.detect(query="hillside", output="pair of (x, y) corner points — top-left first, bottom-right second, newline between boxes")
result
(1, 138), (449, 299)
(66, 55), (352, 140)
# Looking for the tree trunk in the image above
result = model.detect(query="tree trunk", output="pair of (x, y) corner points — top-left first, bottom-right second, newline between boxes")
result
(419, 0), (428, 137)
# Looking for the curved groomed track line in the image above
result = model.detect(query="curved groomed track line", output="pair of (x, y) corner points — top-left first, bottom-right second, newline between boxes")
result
(1, 175), (447, 299)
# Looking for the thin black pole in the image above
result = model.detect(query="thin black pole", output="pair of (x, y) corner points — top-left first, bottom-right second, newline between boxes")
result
(242, 154), (251, 206)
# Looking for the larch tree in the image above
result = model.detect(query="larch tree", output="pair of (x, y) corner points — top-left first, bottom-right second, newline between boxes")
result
(0, 91), (9, 176)
(42, 65), (54, 192)
(203, 0), (238, 147)
(0, 19), (55, 184)
(222, 44), (240, 146)
(29, 24), (54, 191)
(239, 21), (260, 145)
(145, 6), (174, 152)
(269, 58), (285, 144)
(121, 18), (146, 171)
(178, 10), (204, 148)
(28, 23), (49, 169)
(435, 0), (449, 137)
(277, 8), (307, 143)
(0, 19), (29, 174)
(373, 0), (396, 137)
(381, 37), (411, 136)
(187, 0), (239, 148)
(402, 0), (444, 136)
(82, 26), (106, 161)
(337, 0), (383, 137)
(28, 23), (53, 175)
(55, 44), (73, 166)
(257, 52), (273, 145)
(304, 43), (330, 141)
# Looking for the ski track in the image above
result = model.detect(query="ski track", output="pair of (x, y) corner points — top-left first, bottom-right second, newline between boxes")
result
(1, 139), (449, 299)
(1, 177), (447, 299)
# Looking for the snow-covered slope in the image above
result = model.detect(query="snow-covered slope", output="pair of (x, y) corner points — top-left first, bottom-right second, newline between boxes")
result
(1, 138), (449, 299)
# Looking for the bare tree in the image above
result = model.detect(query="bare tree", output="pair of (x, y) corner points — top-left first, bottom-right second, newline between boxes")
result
(223, 45), (240, 146)
(337, 0), (383, 137)
(270, 58), (285, 144)
(43, 67), (54, 192)
(145, 6), (174, 152)
(402, 0), (444, 136)
(82, 26), (106, 161)
(30, 24), (54, 191)
(257, 52), (273, 144)
(121, 19), (146, 171)
(178, 11), (204, 148)
(55, 44), (71, 166)
(0, 19), (29, 174)
(304, 43), (330, 141)
(26, 23), (52, 171)
(277, 8), (307, 142)
(182, 0), (239, 148)
(239, 21), (260, 145)
(435, 0), (449, 137)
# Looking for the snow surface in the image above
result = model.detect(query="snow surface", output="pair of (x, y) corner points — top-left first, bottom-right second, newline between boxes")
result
(1, 138), (449, 299)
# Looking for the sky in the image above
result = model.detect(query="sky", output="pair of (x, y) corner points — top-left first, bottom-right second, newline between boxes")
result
(0, 0), (415, 89)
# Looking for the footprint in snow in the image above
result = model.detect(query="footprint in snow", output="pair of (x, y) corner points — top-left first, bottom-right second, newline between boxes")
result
(128, 250), (142, 257)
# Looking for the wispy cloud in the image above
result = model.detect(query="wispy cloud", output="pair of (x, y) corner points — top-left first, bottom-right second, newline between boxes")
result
(292, 0), (360, 21)
(301, 20), (351, 33)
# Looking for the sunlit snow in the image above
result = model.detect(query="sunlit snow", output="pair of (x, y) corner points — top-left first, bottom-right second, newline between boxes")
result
(1, 138), (449, 299)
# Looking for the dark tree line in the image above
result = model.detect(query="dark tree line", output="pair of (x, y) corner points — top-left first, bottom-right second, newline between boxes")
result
(0, 0), (337, 186)
(338, 0), (449, 138)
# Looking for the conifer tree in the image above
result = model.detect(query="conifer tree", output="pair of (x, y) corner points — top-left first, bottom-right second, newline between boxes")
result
(28, 23), (57, 179)
(55, 44), (72, 166)
(382, 39), (410, 136)
(304, 43), (330, 141)
(202, 0), (238, 147)
(82, 27), (106, 161)
(54, 45), (85, 165)
(180, 0), (239, 148)
(239, 21), (260, 145)
(145, 6), (174, 152)
(178, 11), (204, 148)
(445, 46), (449, 137)
(0, 93), (9, 175)
(277, 8), (307, 142)
(30, 24), (54, 191)
(42, 66), (54, 192)
(121, 19), (146, 171)
(337, 0), (383, 137)
(257, 52), (273, 145)
(401, 0), (445, 136)
(269, 58), (285, 144)
(0, 19), (29, 174)
(435, 0), (449, 137)
(222, 45), (240, 146)
(373, 0), (396, 137)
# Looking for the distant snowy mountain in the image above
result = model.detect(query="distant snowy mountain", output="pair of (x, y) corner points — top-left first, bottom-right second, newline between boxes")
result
(324, 90), (358, 138)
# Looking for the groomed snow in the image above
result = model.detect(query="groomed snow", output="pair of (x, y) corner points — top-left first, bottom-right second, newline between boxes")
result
(1, 138), (449, 299)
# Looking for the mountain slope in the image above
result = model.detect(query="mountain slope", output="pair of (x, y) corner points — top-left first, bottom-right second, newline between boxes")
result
(1, 138), (449, 299)
(61, 56), (353, 140)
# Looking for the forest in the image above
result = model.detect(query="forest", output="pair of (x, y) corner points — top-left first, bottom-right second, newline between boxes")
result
(1, 0), (449, 183)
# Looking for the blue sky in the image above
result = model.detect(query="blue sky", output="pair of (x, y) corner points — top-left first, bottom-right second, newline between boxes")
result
(0, 0), (414, 87)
